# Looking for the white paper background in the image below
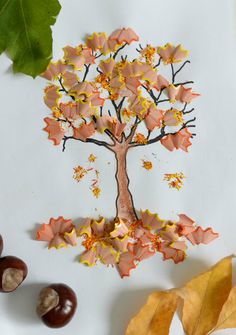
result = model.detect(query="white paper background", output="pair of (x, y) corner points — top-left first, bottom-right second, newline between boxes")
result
(1, 0), (236, 334)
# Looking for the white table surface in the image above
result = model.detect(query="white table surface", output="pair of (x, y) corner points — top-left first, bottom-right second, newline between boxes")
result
(1, 0), (236, 334)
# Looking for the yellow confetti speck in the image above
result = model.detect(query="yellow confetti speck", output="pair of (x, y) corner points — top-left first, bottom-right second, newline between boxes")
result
(92, 187), (101, 198)
(88, 154), (97, 163)
(142, 160), (153, 170)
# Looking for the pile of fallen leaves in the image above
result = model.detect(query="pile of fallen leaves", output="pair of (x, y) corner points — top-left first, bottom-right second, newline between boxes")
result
(126, 256), (236, 334)
(36, 213), (218, 278)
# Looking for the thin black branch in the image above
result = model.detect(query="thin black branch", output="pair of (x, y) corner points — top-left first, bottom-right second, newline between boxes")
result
(58, 76), (68, 94)
(113, 43), (128, 60)
(153, 57), (161, 68)
(175, 81), (194, 87)
(82, 64), (91, 82)
(62, 135), (113, 152)
(171, 64), (175, 83)
(172, 60), (190, 82)
(141, 84), (157, 103)
(183, 108), (195, 115)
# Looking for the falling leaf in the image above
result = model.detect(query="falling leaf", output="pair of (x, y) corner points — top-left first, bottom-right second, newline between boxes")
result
(164, 172), (185, 190)
(126, 256), (235, 334)
(142, 160), (153, 171)
(126, 291), (179, 335)
(0, 0), (61, 77)
(73, 165), (88, 182)
(92, 186), (101, 198)
(88, 154), (97, 163)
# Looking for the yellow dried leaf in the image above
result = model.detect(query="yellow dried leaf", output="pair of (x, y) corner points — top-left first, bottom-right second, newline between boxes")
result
(180, 256), (233, 335)
(210, 285), (236, 333)
(126, 291), (179, 335)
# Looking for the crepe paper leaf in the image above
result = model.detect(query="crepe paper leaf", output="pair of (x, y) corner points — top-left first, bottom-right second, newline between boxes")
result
(80, 248), (97, 267)
(44, 85), (62, 110)
(73, 122), (95, 141)
(180, 256), (233, 335)
(60, 102), (79, 121)
(62, 71), (79, 89)
(161, 128), (192, 152)
(126, 291), (179, 335)
(129, 241), (155, 262)
(69, 81), (95, 100)
(144, 106), (163, 131)
(157, 43), (188, 64)
(99, 58), (116, 75)
(186, 227), (219, 245)
(36, 217), (76, 249)
(163, 109), (183, 126)
(43, 117), (65, 145)
(0, 0), (61, 77)
(109, 27), (139, 45)
(109, 119), (126, 138)
(96, 242), (119, 265)
(42, 60), (67, 81)
(77, 218), (92, 237)
(111, 235), (130, 252)
(176, 85), (201, 104)
(64, 228), (77, 246)
(141, 210), (165, 230)
(166, 84), (200, 104)
(86, 32), (118, 54)
(155, 74), (170, 90)
(110, 218), (129, 238)
(178, 214), (196, 235)
(210, 285), (236, 332)
(158, 241), (186, 264)
(116, 251), (136, 278)
(63, 45), (95, 70)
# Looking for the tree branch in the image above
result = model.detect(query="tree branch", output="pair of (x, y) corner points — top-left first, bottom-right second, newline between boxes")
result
(82, 64), (91, 82)
(113, 43), (128, 60)
(62, 135), (113, 152)
(172, 60), (191, 83)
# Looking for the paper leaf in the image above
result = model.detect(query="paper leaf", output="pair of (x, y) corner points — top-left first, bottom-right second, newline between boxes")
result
(0, 0), (61, 77)
(180, 256), (233, 335)
(126, 291), (179, 335)
(211, 285), (236, 332)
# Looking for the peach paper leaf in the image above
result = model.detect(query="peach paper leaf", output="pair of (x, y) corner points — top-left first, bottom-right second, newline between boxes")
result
(186, 227), (219, 245)
(43, 117), (65, 145)
(180, 256), (233, 335)
(126, 291), (179, 335)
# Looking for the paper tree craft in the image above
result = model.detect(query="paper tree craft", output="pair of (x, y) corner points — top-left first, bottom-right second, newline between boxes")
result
(37, 28), (218, 277)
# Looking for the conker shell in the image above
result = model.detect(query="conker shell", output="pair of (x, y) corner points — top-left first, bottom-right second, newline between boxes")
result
(0, 256), (28, 292)
(37, 283), (77, 328)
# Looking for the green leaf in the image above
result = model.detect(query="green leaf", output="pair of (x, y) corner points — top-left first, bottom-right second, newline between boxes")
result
(0, 0), (61, 77)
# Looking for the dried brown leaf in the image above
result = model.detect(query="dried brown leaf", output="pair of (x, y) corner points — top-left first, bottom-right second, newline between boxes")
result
(126, 291), (179, 335)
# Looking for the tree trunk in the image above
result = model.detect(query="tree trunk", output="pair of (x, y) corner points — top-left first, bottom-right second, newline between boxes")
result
(114, 144), (138, 223)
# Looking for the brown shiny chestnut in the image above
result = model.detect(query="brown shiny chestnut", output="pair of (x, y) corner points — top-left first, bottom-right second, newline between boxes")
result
(37, 283), (77, 328)
(0, 256), (28, 292)
(0, 235), (3, 257)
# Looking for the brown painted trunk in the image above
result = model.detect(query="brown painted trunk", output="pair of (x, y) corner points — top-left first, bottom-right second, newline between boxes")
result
(114, 145), (138, 223)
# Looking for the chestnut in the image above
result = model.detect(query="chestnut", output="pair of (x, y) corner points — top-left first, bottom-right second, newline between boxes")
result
(0, 235), (3, 256)
(0, 256), (28, 292)
(37, 283), (77, 328)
